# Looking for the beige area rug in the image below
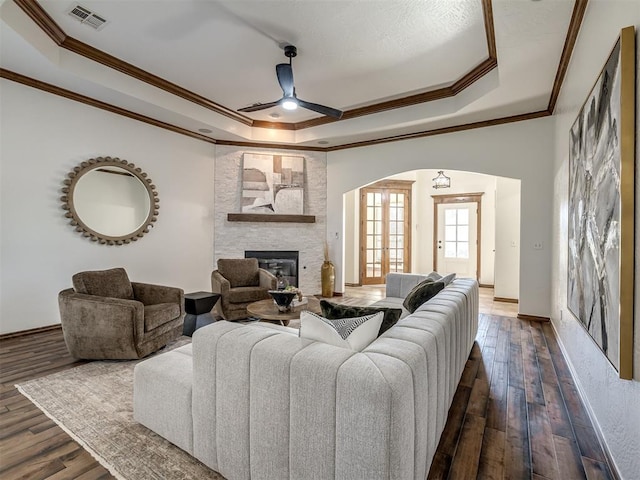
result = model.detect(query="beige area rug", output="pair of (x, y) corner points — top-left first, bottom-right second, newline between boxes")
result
(16, 337), (226, 480)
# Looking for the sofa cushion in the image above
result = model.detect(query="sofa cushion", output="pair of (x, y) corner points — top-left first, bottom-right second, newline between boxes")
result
(226, 286), (268, 304)
(144, 303), (181, 332)
(217, 259), (260, 288)
(72, 267), (134, 300)
(403, 280), (445, 313)
(299, 311), (383, 351)
(319, 300), (402, 336)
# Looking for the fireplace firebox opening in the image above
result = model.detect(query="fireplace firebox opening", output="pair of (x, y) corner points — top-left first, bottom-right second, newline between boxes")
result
(245, 250), (299, 288)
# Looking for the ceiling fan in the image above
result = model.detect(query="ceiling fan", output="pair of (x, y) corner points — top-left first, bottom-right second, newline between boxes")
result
(238, 45), (344, 120)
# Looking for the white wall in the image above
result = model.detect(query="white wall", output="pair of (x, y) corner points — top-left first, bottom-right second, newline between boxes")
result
(327, 117), (554, 317)
(0, 80), (215, 334)
(494, 177), (521, 299)
(550, 2), (640, 478)
(343, 189), (359, 283)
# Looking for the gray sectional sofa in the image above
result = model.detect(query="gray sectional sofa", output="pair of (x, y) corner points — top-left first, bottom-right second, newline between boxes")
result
(133, 273), (479, 480)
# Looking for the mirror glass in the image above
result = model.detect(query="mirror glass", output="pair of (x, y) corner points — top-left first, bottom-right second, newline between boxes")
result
(73, 167), (151, 237)
(62, 157), (159, 245)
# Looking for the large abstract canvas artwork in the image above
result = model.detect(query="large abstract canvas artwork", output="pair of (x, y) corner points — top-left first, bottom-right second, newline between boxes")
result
(567, 26), (635, 379)
(241, 153), (304, 214)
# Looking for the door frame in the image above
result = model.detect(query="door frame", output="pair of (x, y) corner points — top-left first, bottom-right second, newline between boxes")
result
(359, 180), (413, 284)
(432, 192), (483, 280)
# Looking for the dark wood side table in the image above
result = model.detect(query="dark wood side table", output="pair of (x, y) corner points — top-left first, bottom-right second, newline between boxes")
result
(246, 297), (321, 326)
(183, 291), (221, 336)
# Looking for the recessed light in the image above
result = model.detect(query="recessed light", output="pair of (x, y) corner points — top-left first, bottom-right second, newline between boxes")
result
(318, 140), (329, 145)
(198, 128), (212, 134)
(269, 113), (281, 119)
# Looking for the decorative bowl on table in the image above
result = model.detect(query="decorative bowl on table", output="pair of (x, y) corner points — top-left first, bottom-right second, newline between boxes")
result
(268, 290), (297, 312)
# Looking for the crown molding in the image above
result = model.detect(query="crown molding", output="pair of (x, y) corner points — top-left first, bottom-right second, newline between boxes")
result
(14, 0), (498, 131)
(547, 0), (588, 113)
(3, 0), (587, 153)
(1, 66), (549, 153)
(13, 0), (252, 126)
(0, 68), (218, 145)
(324, 110), (551, 151)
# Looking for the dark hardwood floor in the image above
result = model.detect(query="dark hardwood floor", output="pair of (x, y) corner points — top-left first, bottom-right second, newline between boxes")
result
(0, 289), (614, 479)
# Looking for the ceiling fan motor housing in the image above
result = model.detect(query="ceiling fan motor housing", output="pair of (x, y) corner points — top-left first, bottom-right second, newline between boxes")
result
(284, 45), (297, 58)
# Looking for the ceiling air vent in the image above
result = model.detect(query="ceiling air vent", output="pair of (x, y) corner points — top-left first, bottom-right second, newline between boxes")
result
(68, 5), (108, 30)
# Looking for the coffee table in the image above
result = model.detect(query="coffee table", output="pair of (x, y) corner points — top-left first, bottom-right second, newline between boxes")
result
(246, 297), (321, 326)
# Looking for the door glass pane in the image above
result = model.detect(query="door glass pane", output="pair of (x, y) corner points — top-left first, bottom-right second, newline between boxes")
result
(445, 209), (456, 225)
(458, 208), (469, 224)
(366, 250), (374, 263)
(457, 226), (469, 242)
(445, 241), (457, 257)
(374, 193), (382, 206)
(445, 226), (457, 241)
(367, 236), (374, 248)
(367, 221), (374, 235)
(367, 206), (374, 219)
(457, 242), (469, 259)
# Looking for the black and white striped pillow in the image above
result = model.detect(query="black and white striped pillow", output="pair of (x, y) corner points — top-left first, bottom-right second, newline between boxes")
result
(299, 311), (384, 351)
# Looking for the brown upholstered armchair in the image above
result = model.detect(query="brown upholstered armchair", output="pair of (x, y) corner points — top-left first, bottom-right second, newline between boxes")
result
(211, 258), (277, 321)
(58, 268), (185, 360)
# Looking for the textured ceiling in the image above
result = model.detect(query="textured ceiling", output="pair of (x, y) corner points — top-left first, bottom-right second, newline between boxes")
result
(0, 0), (577, 148)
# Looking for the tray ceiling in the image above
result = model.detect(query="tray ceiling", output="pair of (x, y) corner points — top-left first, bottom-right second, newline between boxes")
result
(0, 0), (579, 148)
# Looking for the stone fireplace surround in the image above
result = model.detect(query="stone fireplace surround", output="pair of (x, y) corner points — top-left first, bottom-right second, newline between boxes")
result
(213, 145), (327, 295)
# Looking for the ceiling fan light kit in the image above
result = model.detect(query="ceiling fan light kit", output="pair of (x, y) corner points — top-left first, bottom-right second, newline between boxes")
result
(282, 99), (298, 110)
(238, 45), (343, 119)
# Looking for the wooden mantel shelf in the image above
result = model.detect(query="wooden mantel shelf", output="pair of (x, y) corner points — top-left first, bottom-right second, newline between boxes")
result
(227, 213), (316, 223)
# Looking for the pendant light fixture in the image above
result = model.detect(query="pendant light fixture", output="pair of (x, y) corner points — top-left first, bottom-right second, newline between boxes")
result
(432, 171), (451, 189)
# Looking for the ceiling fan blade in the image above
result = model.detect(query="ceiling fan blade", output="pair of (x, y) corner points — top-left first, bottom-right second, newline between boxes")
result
(297, 99), (344, 119)
(237, 100), (281, 113)
(276, 63), (295, 97)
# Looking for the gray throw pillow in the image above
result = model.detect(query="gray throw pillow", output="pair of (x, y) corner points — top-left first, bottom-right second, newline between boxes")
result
(426, 271), (456, 286)
(403, 280), (445, 313)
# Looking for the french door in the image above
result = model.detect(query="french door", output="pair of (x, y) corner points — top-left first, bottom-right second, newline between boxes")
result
(359, 181), (412, 285)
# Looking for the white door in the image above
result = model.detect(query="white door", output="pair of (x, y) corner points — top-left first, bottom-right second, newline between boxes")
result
(436, 202), (478, 278)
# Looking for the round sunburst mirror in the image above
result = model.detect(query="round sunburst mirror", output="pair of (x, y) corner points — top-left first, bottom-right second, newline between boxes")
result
(61, 157), (159, 245)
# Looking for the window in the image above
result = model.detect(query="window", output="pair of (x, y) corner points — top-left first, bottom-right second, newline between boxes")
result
(444, 208), (469, 259)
